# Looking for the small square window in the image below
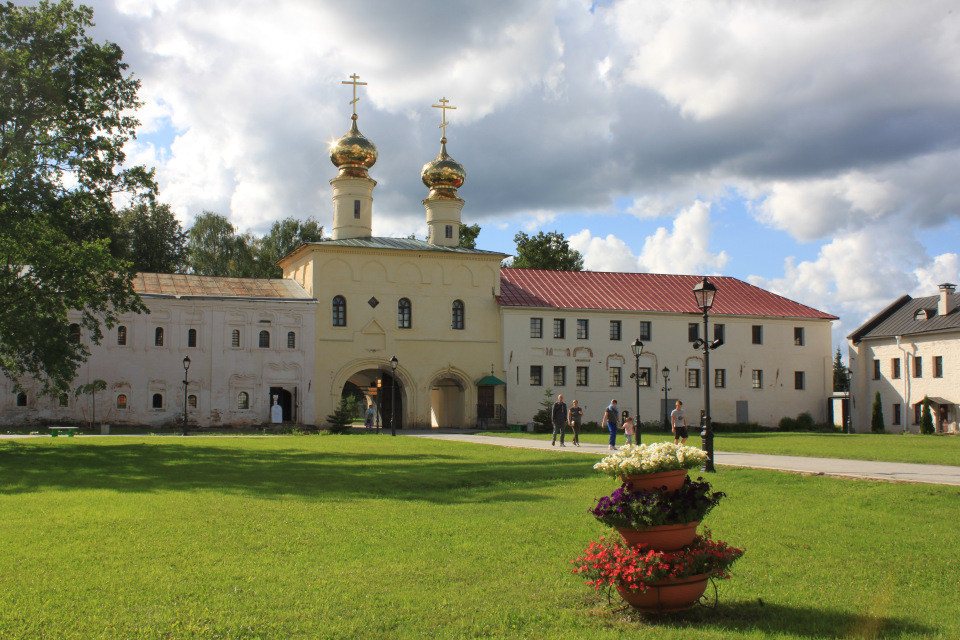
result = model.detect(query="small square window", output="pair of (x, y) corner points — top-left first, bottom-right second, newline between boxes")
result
(610, 321), (621, 341)
(914, 356), (923, 378)
(576, 366), (588, 386)
(892, 358), (901, 379)
(795, 371), (805, 390)
(530, 366), (542, 386)
(640, 321), (651, 341)
(530, 318), (543, 339)
(688, 323), (699, 342)
(934, 356), (943, 378)
(752, 370), (763, 389)
(752, 325), (763, 345)
(687, 369), (700, 388)
(715, 369), (726, 388)
(637, 367), (651, 387)
(553, 319), (565, 339)
(873, 359), (880, 380)
(554, 366), (566, 386)
(609, 367), (621, 387)
(577, 319), (588, 340)
(794, 327), (805, 346)
(445, 225), (453, 239)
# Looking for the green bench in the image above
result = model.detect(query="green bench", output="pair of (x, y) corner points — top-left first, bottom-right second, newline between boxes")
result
(48, 426), (78, 438)
(509, 424), (523, 432)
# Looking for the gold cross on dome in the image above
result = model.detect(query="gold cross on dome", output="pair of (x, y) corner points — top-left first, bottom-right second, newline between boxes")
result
(431, 97), (456, 138)
(342, 73), (367, 115)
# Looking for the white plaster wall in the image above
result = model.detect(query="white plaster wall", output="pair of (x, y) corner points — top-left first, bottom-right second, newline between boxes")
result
(0, 297), (317, 428)
(502, 309), (833, 428)
(849, 331), (960, 433)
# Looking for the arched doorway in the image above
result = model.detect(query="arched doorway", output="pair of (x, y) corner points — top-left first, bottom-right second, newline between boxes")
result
(430, 375), (465, 428)
(268, 387), (295, 422)
(340, 367), (403, 431)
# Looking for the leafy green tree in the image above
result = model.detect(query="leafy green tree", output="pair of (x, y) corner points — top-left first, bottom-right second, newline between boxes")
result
(920, 397), (935, 435)
(254, 217), (324, 278)
(507, 231), (584, 271)
(870, 391), (885, 433)
(0, 1), (155, 394)
(186, 211), (249, 277)
(115, 201), (188, 273)
(832, 347), (849, 392)
(459, 223), (480, 249)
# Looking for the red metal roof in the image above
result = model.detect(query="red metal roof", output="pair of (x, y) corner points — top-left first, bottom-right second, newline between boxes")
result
(498, 269), (837, 320)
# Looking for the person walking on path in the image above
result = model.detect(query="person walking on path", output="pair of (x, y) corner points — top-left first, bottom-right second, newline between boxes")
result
(552, 394), (568, 446)
(623, 415), (636, 445)
(568, 400), (583, 446)
(671, 400), (688, 445)
(603, 399), (619, 450)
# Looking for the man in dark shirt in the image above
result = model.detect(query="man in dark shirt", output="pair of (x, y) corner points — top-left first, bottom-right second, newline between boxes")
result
(552, 394), (568, 447)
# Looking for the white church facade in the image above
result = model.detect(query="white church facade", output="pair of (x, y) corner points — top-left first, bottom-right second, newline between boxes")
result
(0, 81), (838, 430)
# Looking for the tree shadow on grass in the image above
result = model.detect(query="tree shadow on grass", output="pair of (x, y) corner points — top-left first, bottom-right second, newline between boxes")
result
(0, 441), (594, 503)
(631, 599), (937, 639)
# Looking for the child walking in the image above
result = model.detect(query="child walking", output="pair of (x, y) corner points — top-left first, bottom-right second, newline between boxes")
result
(622, 416), (636, 445)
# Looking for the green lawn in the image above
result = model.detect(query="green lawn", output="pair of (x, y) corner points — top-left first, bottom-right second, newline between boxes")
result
(1, 435), (957, 639)
(480, 430), (960, 466)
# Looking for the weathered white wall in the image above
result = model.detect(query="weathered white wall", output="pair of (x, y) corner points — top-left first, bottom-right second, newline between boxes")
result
(502, 309), (833, 428)
(0, 297), (316, 428)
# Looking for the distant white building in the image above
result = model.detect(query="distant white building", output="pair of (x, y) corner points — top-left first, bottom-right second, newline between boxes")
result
(499, 269), (837, 428)
(848, 283), (960, 434)
(0, 274), (317, 428)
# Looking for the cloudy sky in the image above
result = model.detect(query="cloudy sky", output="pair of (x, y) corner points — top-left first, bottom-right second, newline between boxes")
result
(83, 0), (960, 350)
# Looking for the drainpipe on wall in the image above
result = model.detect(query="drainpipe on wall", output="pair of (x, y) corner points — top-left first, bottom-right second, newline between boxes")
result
(895, 336), (912, 433)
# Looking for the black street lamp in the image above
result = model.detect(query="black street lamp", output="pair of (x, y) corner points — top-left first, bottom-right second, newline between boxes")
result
(692, 276), (720, 472)
(631, 338), (644, 445)
(182, 356), (191, 436)
(845, 366), (853, 434)
(390, 355), (398, 437)
(661, 366), (671, 431)
(376, 377), (382, 434)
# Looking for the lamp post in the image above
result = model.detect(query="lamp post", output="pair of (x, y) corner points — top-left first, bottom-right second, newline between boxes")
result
(692, 276), (719, 472)
(661, 366), (671, 431)
(376, 377), (382, 434)
(631, 339), (644, 445)
(845, 366), (853, 434)
(182, 356), (191, 436)
(390, 355), (398, 437)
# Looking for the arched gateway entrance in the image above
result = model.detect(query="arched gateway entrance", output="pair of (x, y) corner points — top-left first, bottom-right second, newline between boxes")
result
(430, 375), (466, 428)
(341, 367), (403, 431)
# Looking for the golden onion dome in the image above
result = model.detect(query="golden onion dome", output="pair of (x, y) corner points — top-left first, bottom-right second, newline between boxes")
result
(329, 114), (378, 178)
(421, 138), (465, 198)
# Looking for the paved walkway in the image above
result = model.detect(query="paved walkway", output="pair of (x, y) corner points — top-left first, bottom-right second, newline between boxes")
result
(405, 431), (960, 486)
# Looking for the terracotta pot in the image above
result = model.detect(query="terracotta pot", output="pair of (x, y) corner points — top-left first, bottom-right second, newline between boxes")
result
(617, 574), (709, 613)
(618, 469), (688, 493)
(615, 521), (699, 551)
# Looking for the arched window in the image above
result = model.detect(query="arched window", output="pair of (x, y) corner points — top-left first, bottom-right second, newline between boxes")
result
(116, 394), (127, 409)
(188, 328), (197, 348)
(231, 329), (240, 348)
(155, 327), (164, 347)
(287, 331), (296, 349)
(238, 392), (249, 410)
(398, 298), (412, 329)
(117, 326), (127, 346)
(188, 395), (197, 409)
(452, 300), (465, 330)
(16, 392), (27, 407)
(259, 330), (270, 348)
(68, 323), (81, 344)
(333, 295), (346, 327)
(152, 393), (163, 409)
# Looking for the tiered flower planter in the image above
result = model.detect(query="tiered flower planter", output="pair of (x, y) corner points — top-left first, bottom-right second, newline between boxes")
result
(574, 443), (743, 615)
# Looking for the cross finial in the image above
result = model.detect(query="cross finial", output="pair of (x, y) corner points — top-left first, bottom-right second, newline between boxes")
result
(342, 73), (368, 116)
(431, 97), (456, 138)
